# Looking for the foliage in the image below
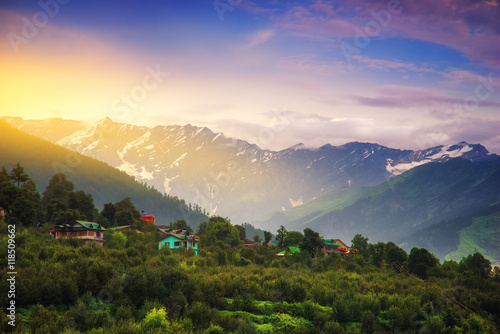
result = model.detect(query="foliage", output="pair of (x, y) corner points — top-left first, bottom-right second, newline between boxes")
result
(235, 224), (247, 240)
(204, 216), (241, 248)
(264, 231), (273, 245)
(458, 252), (492, 278)
(276, 225), (287, 248)
(285, 231), (303, 247)
(1, 162), (499, 334)
(351, 234), (368, 256)
(299, 228), (323, 258)
(10, 162), (30, 188)
(408, 247), (440, 279)
(142, 307), (169, 331)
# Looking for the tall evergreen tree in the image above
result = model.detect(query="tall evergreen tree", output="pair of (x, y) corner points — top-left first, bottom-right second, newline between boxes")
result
(264, 231), (273, 246)
(276, 225), (288, 248)
(10, 163), (29, 188)
(0, 166), (10, 183)
(42, 173), (75, 209)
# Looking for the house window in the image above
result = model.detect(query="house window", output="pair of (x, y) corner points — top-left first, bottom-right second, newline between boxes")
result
(174, 241), (181, 247)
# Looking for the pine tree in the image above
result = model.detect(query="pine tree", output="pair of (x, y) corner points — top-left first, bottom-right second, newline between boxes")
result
(10, 163), (29, 188)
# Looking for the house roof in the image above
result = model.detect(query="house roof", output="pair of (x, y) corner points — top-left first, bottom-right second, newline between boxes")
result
(54, 221), (106, 231)
(276, 246), (301, 256)
(333, 239), (349, 249)
(324, 239), (341, 247)
(158, 233), (200, 242)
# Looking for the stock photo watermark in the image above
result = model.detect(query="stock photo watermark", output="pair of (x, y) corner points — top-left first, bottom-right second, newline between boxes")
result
(445, 73), (496, 121)
(7, 0), (71, 53)
(112, 65), (169, 118)
(213, 0), (243, 21)
(341, 0), (406, 64)
(6, 223), (17, 327)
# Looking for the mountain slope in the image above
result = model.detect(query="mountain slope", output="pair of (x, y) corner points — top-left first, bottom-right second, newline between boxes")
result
(1, 116), (87, 142)
(0, 120), (207, 227)
(252, 159), (500, 261)
(6, 117), (500, 224)
(399, 204), (500, 264)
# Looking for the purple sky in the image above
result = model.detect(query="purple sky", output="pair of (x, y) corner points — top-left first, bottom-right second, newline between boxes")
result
(1, 0), (499, 153)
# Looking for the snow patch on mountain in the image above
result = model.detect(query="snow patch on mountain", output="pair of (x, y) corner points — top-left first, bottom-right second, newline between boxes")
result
(163, 175), (179, 193)
(386, 144), (475, 175)
(289, 197), (303, 207)
(430, 144), (473, 160)
(83, 139), (99, 152)
(56, 127), (95, 146)
(386, 160), (430, 175)
(170, 153), (188, 168)
(117, 162), (154, 180)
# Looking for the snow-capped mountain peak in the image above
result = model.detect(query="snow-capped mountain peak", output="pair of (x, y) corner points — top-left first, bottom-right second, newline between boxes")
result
(8, 117), (500, 223)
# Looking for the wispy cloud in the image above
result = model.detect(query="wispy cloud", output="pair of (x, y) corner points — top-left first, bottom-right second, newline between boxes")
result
(350, 85), (500, 109)
(270, 0), (500, 67)
(279, 53), (353, 75)
(241, 29), (276, 49)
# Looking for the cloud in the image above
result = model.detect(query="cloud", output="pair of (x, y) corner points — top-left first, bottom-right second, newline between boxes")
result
(279, 53), (353, 75)
(241, 29), (276, 49)
(351, 55), (441, 75)
(418, 118), (500, 154)
(200, 114), (500, 155)
(350, 85), (500, 110)
(201, 114), (417, 152)
(275, 3), (357, 41)
(270, 0), (500, 68)
(240, 1), (282, 15)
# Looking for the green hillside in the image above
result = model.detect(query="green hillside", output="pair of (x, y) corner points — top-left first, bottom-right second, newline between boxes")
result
(252, 186), (370, 231)
(399, 204), (500, 263)
(446, 210), (500, 265)
(254, 158), (500, 262)
(0, 120), (207, 227)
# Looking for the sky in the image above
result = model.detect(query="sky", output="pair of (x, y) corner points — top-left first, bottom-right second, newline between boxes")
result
(1, 0), (499, 153)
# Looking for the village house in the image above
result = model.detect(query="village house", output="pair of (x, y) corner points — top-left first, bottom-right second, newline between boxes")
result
(158, 230), (200, 255)
(140, 211), (155, 224)
(52, 221), (106, 245)
(323, 238), (350, 255)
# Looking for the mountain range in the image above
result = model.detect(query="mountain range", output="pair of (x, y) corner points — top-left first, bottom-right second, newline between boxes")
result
(4, 117), (499, 225)
(3, 116), (499, 263)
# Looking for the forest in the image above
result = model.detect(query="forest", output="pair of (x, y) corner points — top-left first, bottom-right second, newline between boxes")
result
(1, 164), (500, 333)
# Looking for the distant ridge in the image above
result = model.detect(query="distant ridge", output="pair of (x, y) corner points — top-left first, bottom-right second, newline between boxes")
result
(5, 116), (500, 224)
(0, 120), (207, 227)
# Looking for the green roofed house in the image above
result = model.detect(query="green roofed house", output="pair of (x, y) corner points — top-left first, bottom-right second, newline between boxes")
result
(277, 246), (301, 256)
(323, 238), (349, 255)
(52, 221), (106, 245)
(158, 231), (200, 255)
